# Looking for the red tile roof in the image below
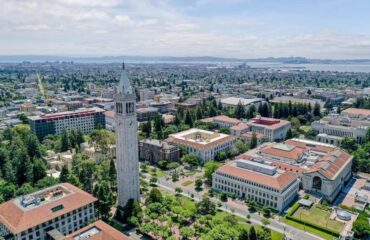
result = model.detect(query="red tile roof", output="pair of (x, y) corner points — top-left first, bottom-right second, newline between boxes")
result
(0, 183), (97, 234)
(260, 144), (305, 160)
(230, 123), (249, 131)
(241, 132), (265, 139)
(214, 115), (241, 125)
(248, 116), (290, 130)
(216, 161), (297, 190)
(342, 108), (370, 117)
(104, 111), (115, 118)
(63, 220), (130, 240)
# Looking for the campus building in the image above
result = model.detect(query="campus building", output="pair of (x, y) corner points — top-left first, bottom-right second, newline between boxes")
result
(239, 138), (353, 202)
(246, 116), (291, 141)
(61, 220), (129, 240)
(29, 107), (106, 139)
(212, 159), (299, 212)
(220, 97), (265, 110)
(166, 128), (237, 163)
(0, 183), (97, 240)
(311, 108), (370, 145)
(139, 139), (180, 164)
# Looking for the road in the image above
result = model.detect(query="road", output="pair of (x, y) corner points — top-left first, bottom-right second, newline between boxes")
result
(150, 175), (326, 240)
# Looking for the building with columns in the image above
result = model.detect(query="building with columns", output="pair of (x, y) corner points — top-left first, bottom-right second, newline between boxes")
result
(114, 63), (140, 211)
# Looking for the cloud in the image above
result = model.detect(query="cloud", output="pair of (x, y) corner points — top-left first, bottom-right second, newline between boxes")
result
(0, 0), (369, 58)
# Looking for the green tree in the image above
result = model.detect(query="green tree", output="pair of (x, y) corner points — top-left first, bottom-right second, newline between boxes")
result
(340, 137), (358, 153)
(184, 110), (193, 127)
(196, 197), (216, 215)
(285, 128), (293, 140)
(313, 102), (321, 117)
(109, 157), (117, 189)
(203, 161), (220, 185)
(15, 183), (35, 196)
(250, 132), (257, 149)
(35, 176), (59, 189)
(248, 226), (257, 240)
(61, 129), (71, 152)
(59, 165), (70, 183)
(180, 227), (195, 240)
(120, 199), (143, 226)
(146, 188), (163, 204)
(33, 158), (47, 183)
(93, 180), (116, 220)
(181, 153), (199, 167)
(195, 178), (203, 191)
(3, 159), (16, 184)
(235, 101), (245, 119)
(220, 192), (227, 202)
(0, 181), (16, 202)
(239, 228), (249, 240)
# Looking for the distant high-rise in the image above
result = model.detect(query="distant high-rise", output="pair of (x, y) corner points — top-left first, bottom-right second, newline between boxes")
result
(114, 62), (140, 210)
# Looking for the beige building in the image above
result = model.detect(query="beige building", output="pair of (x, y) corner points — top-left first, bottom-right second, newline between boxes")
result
(312, 108), (370, 144)
(213, 159), (299, 212)
(246, 116), (291, 141)
(0, 183), (97, 240)
(239, 138), (353, 202)
(166, 128), (237, 163)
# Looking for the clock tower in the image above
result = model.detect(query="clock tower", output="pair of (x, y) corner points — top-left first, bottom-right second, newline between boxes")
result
(114, 62), (140, 211)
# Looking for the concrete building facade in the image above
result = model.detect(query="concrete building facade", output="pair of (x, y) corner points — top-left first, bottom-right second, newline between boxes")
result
(212, 159), (299, 212)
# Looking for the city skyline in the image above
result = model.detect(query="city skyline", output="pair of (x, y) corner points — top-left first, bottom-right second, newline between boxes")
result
(1, 0), (370, 59)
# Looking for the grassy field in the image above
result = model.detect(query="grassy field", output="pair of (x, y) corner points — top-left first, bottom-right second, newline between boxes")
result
(282, 218), (337, 240)
(292, 206), (344, 232)
(181, 180), (193, 186)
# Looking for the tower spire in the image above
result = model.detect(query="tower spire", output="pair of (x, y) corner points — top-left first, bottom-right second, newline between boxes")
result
(118, 60), (132, 94)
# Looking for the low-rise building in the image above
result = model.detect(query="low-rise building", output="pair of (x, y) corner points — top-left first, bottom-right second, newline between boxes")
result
(0, 183), (97, 240)
(213, 159), (299, 212)
(166, 128), (237, 163)
(139, 139), (180, 164)
(137, 107), (159, 122)
(239, 138), (353, 202)
(241, 132), (266, 146)
(230, 123), (250, 137)
(312, 108), (370, 144)
(246, 116), (291, 141)
(60, 220), (129, 240)
(213, 115), (241, 128)
(220, 97), (264, 110)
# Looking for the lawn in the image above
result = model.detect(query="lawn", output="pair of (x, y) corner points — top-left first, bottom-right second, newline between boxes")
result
(282, 218), (337, 240)
(292, 206), (344, 232)
(181, 180), (193, 187)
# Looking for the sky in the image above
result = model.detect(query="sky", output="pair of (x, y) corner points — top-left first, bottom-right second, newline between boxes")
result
(1, 0), (370, 59)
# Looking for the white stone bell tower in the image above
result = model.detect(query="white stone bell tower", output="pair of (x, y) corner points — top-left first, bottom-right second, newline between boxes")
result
(114, 62), (140, 209)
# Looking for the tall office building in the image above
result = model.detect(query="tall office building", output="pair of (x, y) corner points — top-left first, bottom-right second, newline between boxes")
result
(114, 62), (140, 211)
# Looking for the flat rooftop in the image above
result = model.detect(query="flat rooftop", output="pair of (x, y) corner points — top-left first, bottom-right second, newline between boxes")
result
(220, 97), (264, 106)
(29, 107), (104, 121)
(216, 160), (297, 190)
